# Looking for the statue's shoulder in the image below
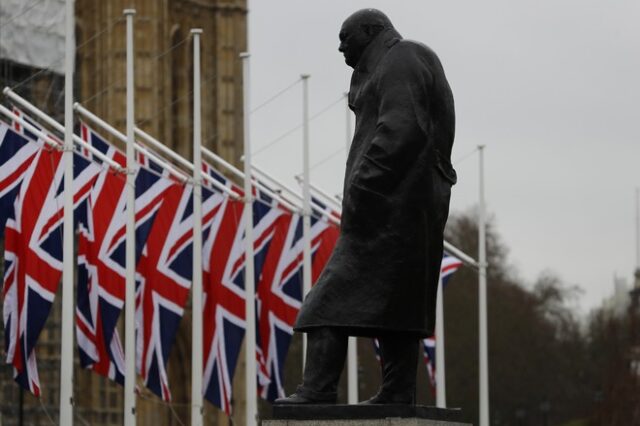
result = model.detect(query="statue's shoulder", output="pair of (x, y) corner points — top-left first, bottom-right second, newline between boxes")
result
(386, 39), (446, 81)
(392, 39), (440, 62)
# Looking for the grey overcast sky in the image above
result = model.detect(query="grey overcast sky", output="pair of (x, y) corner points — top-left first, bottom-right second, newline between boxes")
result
(247, 0), (640, 312)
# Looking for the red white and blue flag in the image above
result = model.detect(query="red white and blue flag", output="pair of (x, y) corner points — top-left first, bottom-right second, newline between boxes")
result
(422, 252), (462, 391)
(201, 170), (288, 414)
(202, 186), (245, 414)
(256, 196), (340, 402)
(422, 336), (436, 389)
(255, 209), (301, 401)
(3, 127), (100, 395)
(135, 167), (225, 401)
(75, 123), (172, 386)
(0, 120), (40, 238)
(135, 181), (191, 400)
(440, 253), (463, 287)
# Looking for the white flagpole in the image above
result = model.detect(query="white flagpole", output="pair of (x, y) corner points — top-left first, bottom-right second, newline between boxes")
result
(241, 52), (258, 426)
(636, 188), (639, 272)
(124, 9), (137, 426)
(478, 145), (489, 426)
(301, 74), (312, 370)
(444, 241), (479, 269)
(435, 275), (446, 408)
(345, 92), (358, 405)
(190, 28), (204, 426)
(59, 0), (75, 423)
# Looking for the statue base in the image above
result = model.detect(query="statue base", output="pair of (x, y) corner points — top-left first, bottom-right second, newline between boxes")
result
(265, 404), (471, 426)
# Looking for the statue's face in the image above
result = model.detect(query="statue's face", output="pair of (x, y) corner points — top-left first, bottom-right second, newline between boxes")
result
(338, 21), (372, 68)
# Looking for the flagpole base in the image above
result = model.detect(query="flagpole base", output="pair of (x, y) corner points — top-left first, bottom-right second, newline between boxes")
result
(267, 404), (470, 425)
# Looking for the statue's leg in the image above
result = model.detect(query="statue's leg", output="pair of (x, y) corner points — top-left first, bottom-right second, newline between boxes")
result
(361, 334), (418, 404)
(275, 327), (348, 404)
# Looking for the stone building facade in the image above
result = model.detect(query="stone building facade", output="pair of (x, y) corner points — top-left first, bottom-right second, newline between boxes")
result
(0, 0), (247, 424)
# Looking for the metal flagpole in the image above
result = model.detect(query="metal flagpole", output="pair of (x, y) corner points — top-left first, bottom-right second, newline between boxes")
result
(59, 0), (75, 423)
(241, 52), (258, 426)
(344, 92), (358, 404)
(124, 9), (137, 426)
(301, 74), (312, 369)
(635, 188), (640, 290)
(478, 145), (489, 426)
(444, 241), (479, 269)
(435, 275), (446, 408)
(190, 28), (204, 426)
(636, 188), (639, 271)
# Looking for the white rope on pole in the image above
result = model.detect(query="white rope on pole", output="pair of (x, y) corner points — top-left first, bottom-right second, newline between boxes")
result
(478, 145), (489, 426)
(435, 275), (446, 408)
(123, 9), (137, 426)
(190, 28), (204, 426)
(59, 0), (75, 423)
(241, 52), (258, 426)
(301, 74), (312, 371)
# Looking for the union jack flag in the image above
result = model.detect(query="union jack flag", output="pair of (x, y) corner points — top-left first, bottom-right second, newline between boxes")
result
(75, 123), (172, 385)
(135, 182), (190, 400)
(255, 210), (302, 402)
(440, 253), (463, 287)
(202, 179), (246, 414)
(0, 120), (40, 238)
(202, 169), (287, 414)
(422, 336), (436, 390)
(422, 252), (462, 391)
(256, 197), (340, 402)
(135, 168), (223, 401)
(3, 133), (100, 395)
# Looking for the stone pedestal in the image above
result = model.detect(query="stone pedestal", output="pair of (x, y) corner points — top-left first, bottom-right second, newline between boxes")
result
(264, 405), (472, 426)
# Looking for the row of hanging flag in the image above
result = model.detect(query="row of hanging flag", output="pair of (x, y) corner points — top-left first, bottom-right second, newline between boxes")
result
(0, 108), (339, 415)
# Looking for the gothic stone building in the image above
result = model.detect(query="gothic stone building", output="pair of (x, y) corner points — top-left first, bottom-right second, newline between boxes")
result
(0, 0), (247, 424)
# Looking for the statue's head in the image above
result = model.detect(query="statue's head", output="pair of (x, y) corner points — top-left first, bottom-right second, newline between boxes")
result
(339, 9), (394, 68)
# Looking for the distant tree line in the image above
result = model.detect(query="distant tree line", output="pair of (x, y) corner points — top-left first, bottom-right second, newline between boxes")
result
(439, 211), (640, 425)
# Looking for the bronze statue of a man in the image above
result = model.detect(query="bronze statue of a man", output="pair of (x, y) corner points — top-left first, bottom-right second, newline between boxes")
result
(278, 8), (456, 405)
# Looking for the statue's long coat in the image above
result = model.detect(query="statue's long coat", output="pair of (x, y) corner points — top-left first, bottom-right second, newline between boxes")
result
(295, 28), (457, 338)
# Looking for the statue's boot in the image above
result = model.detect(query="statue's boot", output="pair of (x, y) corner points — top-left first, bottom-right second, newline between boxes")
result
(360, 335), (418, 405)
(274, 327), (347, 404)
